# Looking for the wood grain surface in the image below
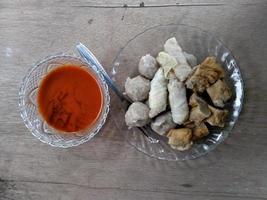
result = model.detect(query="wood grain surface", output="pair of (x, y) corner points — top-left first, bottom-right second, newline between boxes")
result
(0, 0), (267, 199)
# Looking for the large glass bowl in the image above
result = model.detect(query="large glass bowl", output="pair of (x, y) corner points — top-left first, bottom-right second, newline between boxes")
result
(111, 24), (244, 161)
(19, 54), (110, 148)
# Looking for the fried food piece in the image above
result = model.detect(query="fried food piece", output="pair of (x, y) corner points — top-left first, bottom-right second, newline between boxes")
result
(173, 64), (192, 82)
(189, 105), (211, 125)
(207, 79), (232, 108)
(201, 57), (225, 78)
(167, 78), (189, 124)
(156, 51), (177, 79)
(125, 75), (150, 102)
(151, 112), (176, 135)
(164, 37), (182, 53)
(206, 106), (228, 128)
(184, 120), (196, 129)
(163, 38), (192, 81)
(189, 93), (211, 125)
(189, 93), (207, 107)
(125, 102), (150, 127)
(183, 51), (197, 67)
(186, 57), (225, 92)
(138, 54), (159, 79)
(167, 128), (193, 151)
(192, 122), (209, 140)
(149, 68), (168, 118)
(164, 37), (187, 64)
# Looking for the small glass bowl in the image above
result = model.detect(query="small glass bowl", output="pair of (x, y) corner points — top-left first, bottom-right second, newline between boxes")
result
(19, 54), (110, 148)
(111, 24), (244, 161)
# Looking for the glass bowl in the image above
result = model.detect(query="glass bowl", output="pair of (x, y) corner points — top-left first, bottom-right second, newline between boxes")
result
(19, 54), (110, 148)
(111, 24), (244, 161)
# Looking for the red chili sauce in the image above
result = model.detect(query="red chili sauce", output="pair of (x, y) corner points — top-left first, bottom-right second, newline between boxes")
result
(37, 65), (103, 133)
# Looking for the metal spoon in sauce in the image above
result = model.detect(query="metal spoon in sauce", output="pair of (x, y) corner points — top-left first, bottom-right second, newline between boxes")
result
(76, 43), (159, 143)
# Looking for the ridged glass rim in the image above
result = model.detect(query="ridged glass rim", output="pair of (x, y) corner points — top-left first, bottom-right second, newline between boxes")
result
(19, 53), (110, 148)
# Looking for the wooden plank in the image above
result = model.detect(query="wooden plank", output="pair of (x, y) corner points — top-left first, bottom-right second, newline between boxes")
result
(0, 0), (267, 199)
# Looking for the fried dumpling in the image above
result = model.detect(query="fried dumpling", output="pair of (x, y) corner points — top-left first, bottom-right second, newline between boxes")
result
(149, 68), (168, 118)
(167, 78), (189, 124)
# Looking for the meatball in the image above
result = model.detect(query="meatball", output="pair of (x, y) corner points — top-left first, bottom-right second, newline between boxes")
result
(125, 75), (150, 102)
(125, 102), (150, 127)
(138, 54), (158, 79)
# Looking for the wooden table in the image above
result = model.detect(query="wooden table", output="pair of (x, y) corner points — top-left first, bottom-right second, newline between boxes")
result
(0, 0), (267, 199)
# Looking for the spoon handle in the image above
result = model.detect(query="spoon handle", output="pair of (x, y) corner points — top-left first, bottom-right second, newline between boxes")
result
(76, 43), (125, 101)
